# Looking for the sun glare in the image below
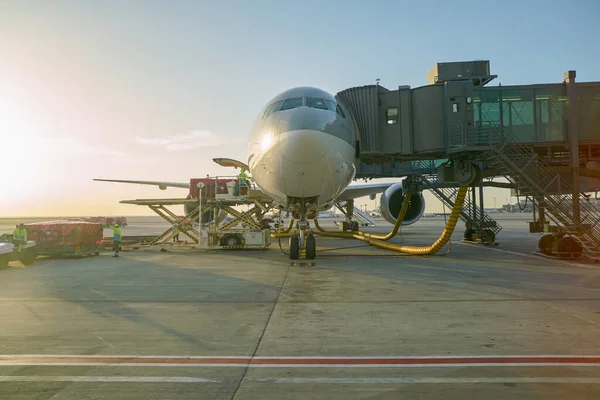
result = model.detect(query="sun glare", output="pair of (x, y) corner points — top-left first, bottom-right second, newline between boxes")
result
(0, 96), (47, 200)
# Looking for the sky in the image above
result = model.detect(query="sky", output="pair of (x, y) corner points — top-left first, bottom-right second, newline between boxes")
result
(0, 0), (598, 217)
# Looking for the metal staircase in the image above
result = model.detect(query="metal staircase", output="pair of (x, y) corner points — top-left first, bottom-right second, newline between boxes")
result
(411, 161), (502, 243)
(483, 127), (600, 260)
(336, 201), (377, 227)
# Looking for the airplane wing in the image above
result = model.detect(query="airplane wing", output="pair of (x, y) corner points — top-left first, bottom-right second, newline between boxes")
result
(336, 182), (394, 202)
(93, 179), (189, 190)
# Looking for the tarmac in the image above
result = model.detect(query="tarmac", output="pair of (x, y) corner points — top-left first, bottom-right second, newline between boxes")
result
(1, 216), (600, 399)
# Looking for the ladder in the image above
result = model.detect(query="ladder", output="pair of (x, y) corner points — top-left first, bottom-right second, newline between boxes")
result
(336, 201), (377, 226)
(412, 160), (502, 243)
(484, 126), (600, 260)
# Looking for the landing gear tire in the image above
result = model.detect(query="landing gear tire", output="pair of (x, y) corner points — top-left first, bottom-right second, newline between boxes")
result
(538, 234), (555, 255)
(555, 236), (582, 259)
(481, 229), (496, 244)
(305, 235), (316, 260)
(464, 228), (476, 241)
(289, 236), (300, 260)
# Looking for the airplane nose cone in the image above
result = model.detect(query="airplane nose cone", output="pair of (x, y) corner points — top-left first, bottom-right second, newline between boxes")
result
(281, 129), (330, 163)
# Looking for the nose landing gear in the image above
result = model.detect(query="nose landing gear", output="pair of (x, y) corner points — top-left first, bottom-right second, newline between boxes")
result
(289, 218), (316, 260)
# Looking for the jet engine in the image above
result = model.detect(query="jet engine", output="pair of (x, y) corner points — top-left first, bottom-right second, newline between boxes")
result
(380, 183), (425, 226)
(184, 195), (217, 224)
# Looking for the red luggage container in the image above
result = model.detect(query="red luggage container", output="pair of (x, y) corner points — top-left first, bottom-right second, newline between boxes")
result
(24, 221), (104, 256)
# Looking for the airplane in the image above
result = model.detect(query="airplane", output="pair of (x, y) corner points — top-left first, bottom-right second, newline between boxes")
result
(95, 87), (427, 259)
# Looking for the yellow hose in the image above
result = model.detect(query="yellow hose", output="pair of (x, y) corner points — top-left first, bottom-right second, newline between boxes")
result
(313, 218), (326, 232)
(313, 218), (354, 234)
(360, 194), (411, 240)
(356, 186), (467, 255)
(314, 186), (468, 255)
(271, 217), (296, 238)
(281, 218), (294, 233)
(314, 193), (411, 240)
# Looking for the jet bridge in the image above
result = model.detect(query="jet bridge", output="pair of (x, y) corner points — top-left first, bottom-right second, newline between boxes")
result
(342, 60), (600, 259)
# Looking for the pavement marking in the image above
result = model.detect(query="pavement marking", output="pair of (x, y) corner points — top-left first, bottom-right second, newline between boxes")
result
(2, 355), (600, 368)
(1, 376), (600, 384)
(0, 260), (71, 276)
(544, 303), (600, 327)
(0, 376), (219, 383)
(456, 242), (596, 269)
(257, 377), (600, 384)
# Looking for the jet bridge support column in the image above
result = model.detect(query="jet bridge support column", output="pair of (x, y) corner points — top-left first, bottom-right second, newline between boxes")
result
(565, 70), (581, 228)
(471, 186), (477, 221)
(479, 183), (485, 229)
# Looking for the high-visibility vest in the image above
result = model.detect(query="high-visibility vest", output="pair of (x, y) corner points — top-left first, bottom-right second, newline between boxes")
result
(12, 228), (27, 242)
(109, 226), (122, 241)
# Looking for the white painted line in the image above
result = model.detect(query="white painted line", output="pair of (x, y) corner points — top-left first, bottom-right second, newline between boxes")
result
(256, 377), (600, 384)
(0, 260), (70, 276)
(2, 355), (600, 368)
(0, 376), (219, 383)
(3, 362), (600, 368)
(456, 242), (596, 269)
(1, 376), (599, 384)
(7, 354), (600, 360)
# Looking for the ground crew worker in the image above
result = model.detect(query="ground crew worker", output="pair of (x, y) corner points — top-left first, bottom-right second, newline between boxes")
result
(12, 223), (27, 253)
(238, 168), (249, 196)
(172, 226), (180, 242)
(108, 223), (122, 257)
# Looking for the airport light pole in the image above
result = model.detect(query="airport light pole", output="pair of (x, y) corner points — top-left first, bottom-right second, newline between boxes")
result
(197, 182), (204, 246)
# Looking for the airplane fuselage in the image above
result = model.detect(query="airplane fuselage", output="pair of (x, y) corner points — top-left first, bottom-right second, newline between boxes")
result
(247, 87), (357, 215)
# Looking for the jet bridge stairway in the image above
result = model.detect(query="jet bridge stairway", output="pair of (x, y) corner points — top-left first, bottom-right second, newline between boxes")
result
(335, 202), (377, 227)
(483, 127), (600, 260)
(411, 161), (502, 244)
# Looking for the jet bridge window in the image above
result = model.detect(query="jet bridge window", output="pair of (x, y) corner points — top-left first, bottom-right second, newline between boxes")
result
(280, 98), (303, 111)
(386, 107), (398, 124)
(306, 97), (329, 110)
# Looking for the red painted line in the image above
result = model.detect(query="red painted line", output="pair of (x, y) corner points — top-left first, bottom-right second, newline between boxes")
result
(249, 357), (600, 365)
(0, 355), (600, 366)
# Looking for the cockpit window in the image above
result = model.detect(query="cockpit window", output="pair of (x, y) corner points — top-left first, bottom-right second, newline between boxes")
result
(306, 97), (329, 110)
(324, 100), (337, 112)
(280, 98), (303, 111)
(263, 100), (284, 118)
(335, 104), (346, 118)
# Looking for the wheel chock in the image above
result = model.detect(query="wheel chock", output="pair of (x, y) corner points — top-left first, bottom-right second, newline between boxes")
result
(290, 261), (315, 267)
(290, 249), (315, 267)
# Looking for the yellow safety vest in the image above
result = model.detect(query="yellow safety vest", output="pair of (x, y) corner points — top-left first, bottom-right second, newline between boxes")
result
(12, 228), (27, 242)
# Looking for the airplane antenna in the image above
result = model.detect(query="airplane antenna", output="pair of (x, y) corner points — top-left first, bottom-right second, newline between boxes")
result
(376, 78), (380, 87)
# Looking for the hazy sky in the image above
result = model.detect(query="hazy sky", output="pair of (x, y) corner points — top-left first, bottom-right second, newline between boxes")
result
(1, 0), (598, 216)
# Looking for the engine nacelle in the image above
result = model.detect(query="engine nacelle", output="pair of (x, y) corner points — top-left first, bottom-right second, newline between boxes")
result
(184, 195), (216, 224)
(380, 183), (425, 226)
